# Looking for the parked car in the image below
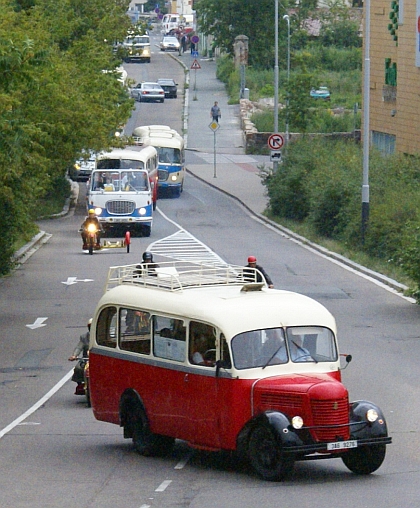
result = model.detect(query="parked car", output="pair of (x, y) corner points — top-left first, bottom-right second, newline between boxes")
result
(310, 86), (331, 100)
(157, 79), (178, 98)
(133, 82), (165, 103)
(160, 36), (180, 52)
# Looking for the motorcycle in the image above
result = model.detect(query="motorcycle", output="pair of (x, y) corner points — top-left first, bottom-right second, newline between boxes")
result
(85, 223), (100, 255)
(72, 356), (91, 406)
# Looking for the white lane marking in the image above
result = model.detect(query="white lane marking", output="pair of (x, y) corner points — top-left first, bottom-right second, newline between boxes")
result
(174, 452), (192, 469)
(26, 317), (48, 329)
(153, 208), (226, 265)
(0, 369), (74, 439)
(155, 480), (172, 492)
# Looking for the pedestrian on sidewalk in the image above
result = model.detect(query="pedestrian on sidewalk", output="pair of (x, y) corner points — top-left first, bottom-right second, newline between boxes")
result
(210, 101), (221, 123)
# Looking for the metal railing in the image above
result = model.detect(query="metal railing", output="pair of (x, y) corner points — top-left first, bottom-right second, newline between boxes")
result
(105, 261), (265, 292)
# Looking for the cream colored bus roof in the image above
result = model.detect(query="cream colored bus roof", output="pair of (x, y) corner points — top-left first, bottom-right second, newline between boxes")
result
(98, 263), (336, 339)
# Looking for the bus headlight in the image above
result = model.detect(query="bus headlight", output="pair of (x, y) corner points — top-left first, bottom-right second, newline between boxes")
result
(291, 416), (304, 429)
(139, 207), (147, 215)
(366, 409), (379, 423)
(170, 174), (178, 182)
(94, 207), (102, 216)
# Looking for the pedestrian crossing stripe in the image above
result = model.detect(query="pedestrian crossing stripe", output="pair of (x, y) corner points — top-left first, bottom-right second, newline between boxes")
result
(190, 59), (201, 70)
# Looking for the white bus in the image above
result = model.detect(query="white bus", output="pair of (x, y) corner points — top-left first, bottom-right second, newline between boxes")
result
(87, 147), (158, 237)
(137, 130), (185, 198)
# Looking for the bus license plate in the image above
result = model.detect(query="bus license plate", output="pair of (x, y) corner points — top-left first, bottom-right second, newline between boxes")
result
(327, 440), (357, 451)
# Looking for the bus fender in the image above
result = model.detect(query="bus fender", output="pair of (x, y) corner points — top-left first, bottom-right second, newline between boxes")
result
(119, 388), (149, 439)
(349, 400), (389, 439)
(237, 411), (302, 458)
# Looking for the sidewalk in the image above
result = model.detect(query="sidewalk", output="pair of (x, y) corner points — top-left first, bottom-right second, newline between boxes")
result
(180, 54), (270, 216)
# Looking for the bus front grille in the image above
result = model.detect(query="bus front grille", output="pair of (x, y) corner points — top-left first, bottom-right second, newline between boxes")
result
(106, 201), (135, 215)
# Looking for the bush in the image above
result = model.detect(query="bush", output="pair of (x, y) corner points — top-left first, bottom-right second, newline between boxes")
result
(0, 187), (18, 275)
(398, 218), (420, 298)
(264, 137), (420, 296)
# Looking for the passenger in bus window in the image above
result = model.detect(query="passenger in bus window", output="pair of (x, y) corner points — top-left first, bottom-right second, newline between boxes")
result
(190, 333), (215, 366)
(93, 173), (104, 190)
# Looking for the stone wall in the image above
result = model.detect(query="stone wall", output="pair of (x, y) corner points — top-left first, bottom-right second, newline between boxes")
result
(239, 98), (361, 153)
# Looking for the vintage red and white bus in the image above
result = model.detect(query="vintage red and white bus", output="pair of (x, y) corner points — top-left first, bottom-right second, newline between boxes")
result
(88, 262), (391, 481)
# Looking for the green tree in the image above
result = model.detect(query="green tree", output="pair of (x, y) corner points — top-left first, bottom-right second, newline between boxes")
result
(0, 0), (134, 274)
(195, 0), (290, 68)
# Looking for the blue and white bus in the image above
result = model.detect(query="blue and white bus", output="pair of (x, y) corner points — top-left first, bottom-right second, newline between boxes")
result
(87, 147), (158, 237)
(132, 127), (185, 197)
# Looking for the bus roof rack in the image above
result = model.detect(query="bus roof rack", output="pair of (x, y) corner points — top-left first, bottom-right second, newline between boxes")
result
(105, 261), (267, 292)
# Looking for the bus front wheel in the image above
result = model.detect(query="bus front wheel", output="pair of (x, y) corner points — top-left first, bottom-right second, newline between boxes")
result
(248, 424), (294, 481)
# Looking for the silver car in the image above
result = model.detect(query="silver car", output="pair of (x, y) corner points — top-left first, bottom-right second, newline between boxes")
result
(160, 36), (180, 52)
(132, 82), (165, 103)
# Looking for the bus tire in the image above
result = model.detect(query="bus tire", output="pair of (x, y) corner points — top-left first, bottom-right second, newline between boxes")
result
(143, 225), (151, 237)
(132, 411), (174, 457)
(248, 424), (294, 481)
(342, 444), (386, 475)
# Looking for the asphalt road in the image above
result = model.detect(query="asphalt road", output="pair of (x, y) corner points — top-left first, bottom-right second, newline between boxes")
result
(0, 31), (419, 508)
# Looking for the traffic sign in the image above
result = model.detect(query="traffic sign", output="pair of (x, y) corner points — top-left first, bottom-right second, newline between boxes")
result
(270, 150), (282, 162)
(191, 35), (200, 44)
(191, 59), (201, 70)
(209, 121), (220, 131)
(268, 133), (284, 150)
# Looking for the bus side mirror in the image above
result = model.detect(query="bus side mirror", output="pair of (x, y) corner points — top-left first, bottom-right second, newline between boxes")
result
(340, 353), (352, 370)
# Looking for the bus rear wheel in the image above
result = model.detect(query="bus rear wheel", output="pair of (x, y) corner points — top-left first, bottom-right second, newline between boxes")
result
(132, 416), (174, 457)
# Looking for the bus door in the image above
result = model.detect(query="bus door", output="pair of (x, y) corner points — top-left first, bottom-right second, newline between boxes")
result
(184, 321), (221, 448)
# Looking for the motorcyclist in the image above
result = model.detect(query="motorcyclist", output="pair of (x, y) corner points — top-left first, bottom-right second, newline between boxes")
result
(68, 318), (91, 395)
(80, 209), (102, 250)
(135, 251), (160, 275)
(244, 255), (274, 288)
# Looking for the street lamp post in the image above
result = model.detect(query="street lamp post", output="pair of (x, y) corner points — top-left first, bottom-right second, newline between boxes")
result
(273, 0), (279, 172)
(362, 0), (371, 244)
(283, 14), (290, 144)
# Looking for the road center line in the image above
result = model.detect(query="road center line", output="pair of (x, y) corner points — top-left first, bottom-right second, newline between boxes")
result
(155, 479), (172, 492)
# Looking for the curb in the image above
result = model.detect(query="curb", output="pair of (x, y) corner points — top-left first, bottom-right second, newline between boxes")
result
(186, 168), (411, 297)
(13, 178), (79, 266)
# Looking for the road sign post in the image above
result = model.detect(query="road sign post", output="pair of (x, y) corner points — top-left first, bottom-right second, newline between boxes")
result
(268, 133), (284, 170)
(209, 121), (220, 178)
(191, 59), (201, 99)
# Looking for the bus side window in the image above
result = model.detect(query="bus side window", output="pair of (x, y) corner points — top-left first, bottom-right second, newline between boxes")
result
(119, 308), (151, 355)
(189, 321), (216, 366)
(153, 316), (186, 362)
(96, 307), (117, 348)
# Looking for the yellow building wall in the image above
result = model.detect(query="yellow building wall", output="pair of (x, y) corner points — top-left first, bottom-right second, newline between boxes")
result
(368, 0), (420, 155)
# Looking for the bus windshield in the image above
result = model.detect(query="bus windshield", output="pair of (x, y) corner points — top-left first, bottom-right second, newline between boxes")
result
(91, 170), (149, 192)
(97, 158), (145, 170)
(231, 326), (337, 369)
(157, 147), (181, 164)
